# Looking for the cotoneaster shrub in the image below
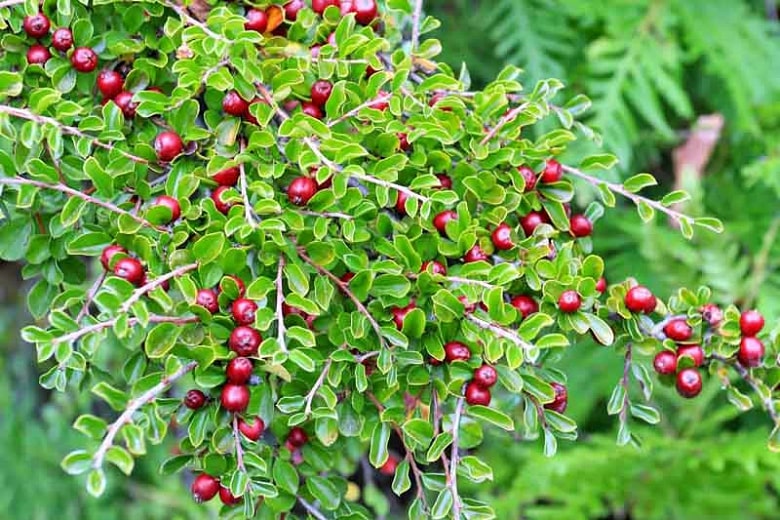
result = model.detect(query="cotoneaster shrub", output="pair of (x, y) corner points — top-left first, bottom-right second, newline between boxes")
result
(0, 1), (778, 519)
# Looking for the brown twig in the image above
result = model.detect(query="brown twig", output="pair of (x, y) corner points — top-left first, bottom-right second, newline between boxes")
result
(54, 315), (199, 345)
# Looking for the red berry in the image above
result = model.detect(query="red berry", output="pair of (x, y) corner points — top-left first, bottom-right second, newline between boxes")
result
(700, 303), (723, 327)
(287, 426), (308, 447)
(511, 295), (538, 319)
(231, 298), (258, 325)
(154, 131), (183, 162)
(284, 0), (305, 20)
(311, 80), (333, 108)
(113, 91), (138, 118)
(211, 185), (235, 214)
(51, 28), (73, 52)
(390, 303), (416, 329)
(473, 364), (497, 388)
(213, 166), (240, 186)
(100, 244), (126, 271)
(677, 344), (704, 367)
(433, 210), (457, 235)
(353, 0), (378, 24)
(229, 326), (262, 357)
(340, 272), (355, 283)
(739, 310), (765, 337)
(558, 290), (581, 313)
(23, 13), (50, 38)
(219, 486), (242, 506)
(436, 174), (453, 190)
(395, 190), (409, 214)
(226, 357), (254, 384)
(429, 92), (449, 109)
(369, 96), (389, 111)
(464, 381), (491, 406)
(26, 44), (50, 64)
(238, 416), (265, 441)
(463, 245), (488, 263)
(738, 337), (765, 368)
(653, 350), (677, 375)
(491, 223), (514, 250)
(541, 159), (563, 183)
(520, 211), (546, 236)
(421, 260), (447, 275)
(113, 257), (144, 286)
(244, 8), (268, 32)
(220, 383), (250, 412)
(71, 46), (98, 73)
(288, 176), (318, 205)
(191, 474), (220, 503)
(398, 133), (410, 152)
(195, 288), (219, 314)
(379, 454), (398, 476)
(152, 195), (181, 222)
(569, 214), (593, 238)
(517, 165), (537, 192)
(313, 0), (338, 14)
(97, 70), (124, 99)
(664, 319), (692, 341)
(301, 102), (324, 119)
(676, 368), (702, 398)
(444, 341), (471, 363)
(223, 90), (249, 116)
(596, 277), (607, 293)
(458, 295), (477, 314)
(544, 382), (568, 413)
(183, 389), (207, 410)
(625, 285), (656, 314)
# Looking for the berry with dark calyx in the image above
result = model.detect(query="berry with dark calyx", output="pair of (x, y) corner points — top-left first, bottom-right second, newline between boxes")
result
(517, 165), (537, 192)
(219, 486), (242, 506)
(311, 80), (333, 107)
(195, 288), (219, 314)
(113, 91), (138, 118)
(97, 70), (124, 99)
(677, 344), (704, 367)
(229, 326), (262, 357)
(738, 337), (765, 368)
(444, 341), (471, 362)
(676, 368), (702, 398)
(287, 176), (318, 205)
(473, 364), (498, 388)
(284, 0), (305, 20)
(625, 285), (656, 314)
(700, 303), (723, 327)
(191, 474), (220, 503)
(23, 13), (50, 38)
(739, 310), (765, 337)
(220, 383), (250, 412)
(353, 0), (378, 24)
(545, 382), (568, 413)
(398, 133), (410, 151)
(154, 131), (183, 162)
(520, 211), (546, 236)
(491, 223), (514, 250)
(51, 28), (73, 52)
(211, 185), (235, 214)
(26, 44), (50, 64)
(287, 426), (308, 448)
(313, 0), (338, 14)
(653, 350), (677, 375)
(465, 381), (491, 406)
(541, 159), (563, 183)
(152, 195), (181, 222)
(183, 389), (207, 410)
(596, 277), (607, 293)
(569, 214), (593, 238)
(421, 260), (447, 275)
(238, 416), (265, 441)
(71, 46), (98, 72)
(510, 295), (538, 319)
(436, 174), (453, 190)
(379, 454), (398, 476)
(226, 357), (254, 384)
(212, 166), (240, 186)
(223, 90), (249, 116)
(390, 302), (416, 329)
(433, 210), (457, 235)
(558, 290), (581, 313)
(301, 102), (324, 119)
(100, 244), (126, 270)
(664, 319), (692, 341)
(463, 245), (488, 263)
(113, 257), (144, 286)
(231, 298), (258, 325)
(244, 8), (268, 32)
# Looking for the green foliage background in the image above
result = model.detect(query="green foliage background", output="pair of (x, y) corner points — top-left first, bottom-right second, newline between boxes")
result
(2, 0), (780, 518)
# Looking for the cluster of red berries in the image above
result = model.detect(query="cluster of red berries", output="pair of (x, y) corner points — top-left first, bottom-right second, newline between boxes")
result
(651, 317), (704, 398)
(737, 310), (765, 367)
(23, 12), (97, 71)
(99, 244), (169, 287)
(190, 473), (242, 506)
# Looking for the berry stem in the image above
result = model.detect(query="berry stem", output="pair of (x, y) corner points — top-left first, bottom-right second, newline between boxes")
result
(448, 396), (465, 519)
(275, 256), (289, 354)
(53, 315), (199, 345)
(303, 358), (332, 418)
(0, 177), (164, 231)
(119, 262), (199, 313)
(92, 361), (198, 470)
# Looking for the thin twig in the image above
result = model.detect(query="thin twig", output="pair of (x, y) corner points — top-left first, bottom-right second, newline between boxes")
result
(0, 177), (164, 231)
(326, 93), (392, 128)
(92, 361), (198, 469)
(53, 315), (199, 345)
(275, 256), (288, 353)
(467, 315), (533, 353)
(239, 158), (260, 228)
(162, 0), (230, 43)
(298, 497), (328, 520)
(76, 272), (106, 322)
(480, 103), (529, 146)
(119, 262), (199, 313)
(297, 209), (354, 220)
(409, 272), (497, 290)
(304, 359), (332, 417)
(0, 0), (25, 7)
(449, 397), (465, 519)
(232, 415), (247, 473)
(410, 0), (425, 52)
(712, 354), (780, 427)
